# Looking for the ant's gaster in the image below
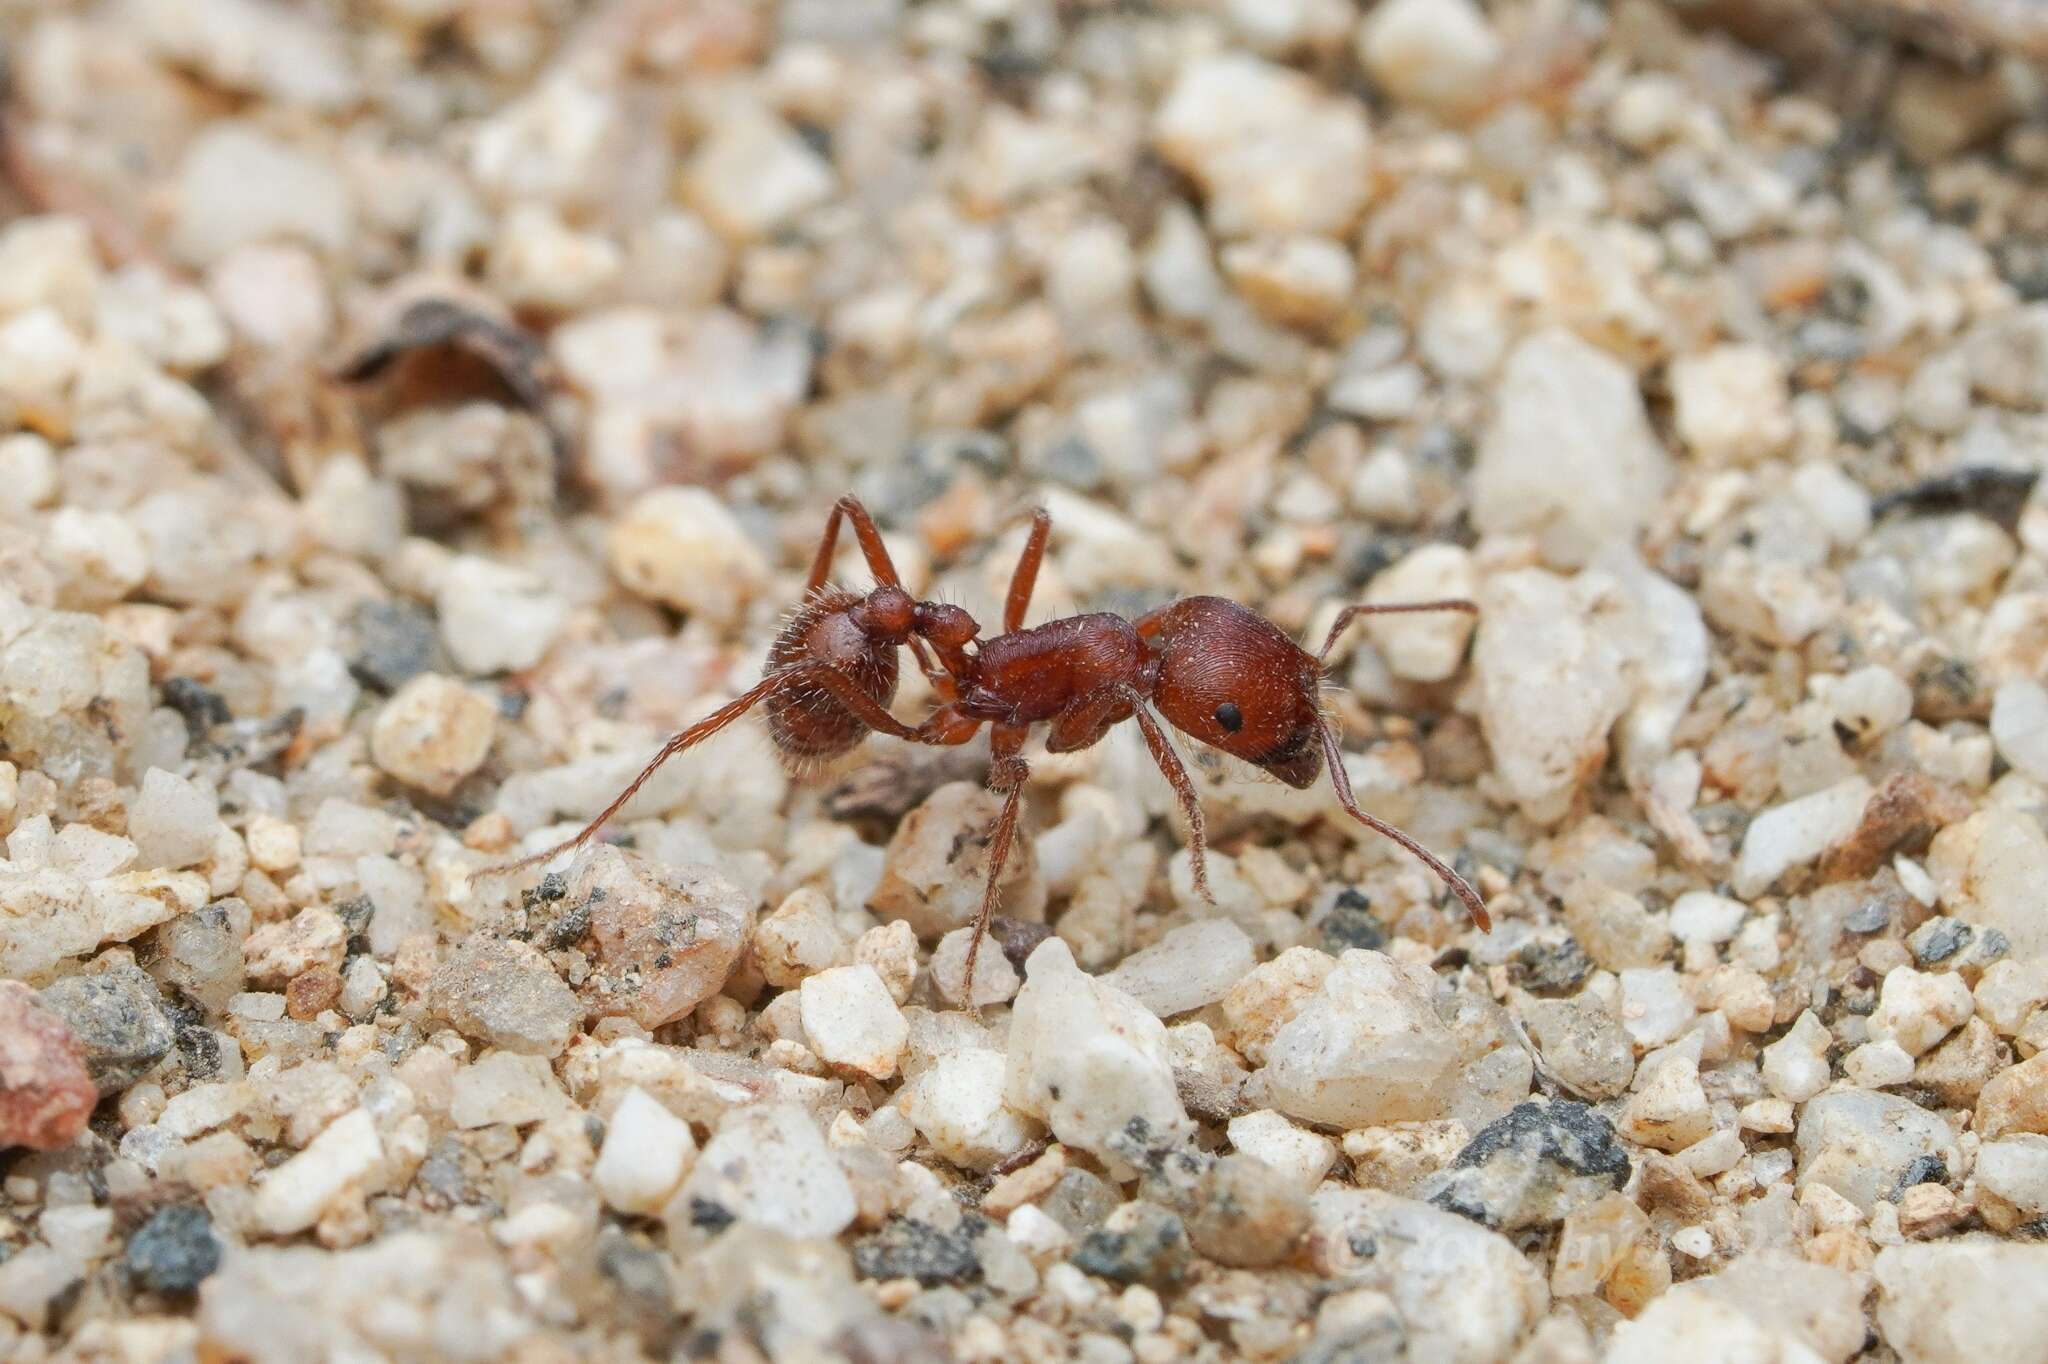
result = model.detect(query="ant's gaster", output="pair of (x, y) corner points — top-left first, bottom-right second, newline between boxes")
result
(489, 496), (1490, 1001)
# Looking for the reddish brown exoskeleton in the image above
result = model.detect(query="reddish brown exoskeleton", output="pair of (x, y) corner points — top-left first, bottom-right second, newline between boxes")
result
(489, 496), (1490, 995)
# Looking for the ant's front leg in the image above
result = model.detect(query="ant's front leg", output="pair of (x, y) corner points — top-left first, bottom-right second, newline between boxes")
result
(1043, 686), (1131, 754)
(1121, 690), (1214, 907)
(1046, 687), (1214, 908)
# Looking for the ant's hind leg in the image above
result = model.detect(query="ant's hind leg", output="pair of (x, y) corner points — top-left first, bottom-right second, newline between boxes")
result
(1003, 508), (1052, 633)
(1315, 719), (1491, 932)
(480, 673), (795, 878)
(1124, 695), (1213, 906)
(1317, 599), (1479, 664)
(811, 495), (949, 686)
(803, 500), (849, 594)
(483, 662), (922, 879)
(807, 495), (912, 593)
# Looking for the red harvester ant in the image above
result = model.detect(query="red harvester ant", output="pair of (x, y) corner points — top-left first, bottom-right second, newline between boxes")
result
(490, 496), (1490, 996)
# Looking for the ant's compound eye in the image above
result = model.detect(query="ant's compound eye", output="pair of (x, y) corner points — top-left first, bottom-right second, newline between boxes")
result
(1214, 701), (1243, 733)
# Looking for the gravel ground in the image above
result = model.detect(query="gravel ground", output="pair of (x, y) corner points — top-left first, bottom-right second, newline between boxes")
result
(1, 1), (2047, 1361)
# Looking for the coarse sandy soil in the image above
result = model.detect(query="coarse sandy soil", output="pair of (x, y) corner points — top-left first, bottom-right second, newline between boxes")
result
(2, 1), (2048, 1361)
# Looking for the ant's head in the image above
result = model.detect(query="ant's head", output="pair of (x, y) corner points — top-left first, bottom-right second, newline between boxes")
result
(1139, 596), (1326, 788)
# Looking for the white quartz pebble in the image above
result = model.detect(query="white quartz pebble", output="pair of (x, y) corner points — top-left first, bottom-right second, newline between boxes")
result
(593, 1088), (697, 1217)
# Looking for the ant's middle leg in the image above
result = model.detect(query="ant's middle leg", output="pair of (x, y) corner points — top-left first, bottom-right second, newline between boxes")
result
(1317, 599), (1478, 663)
(961, 722), (1030, 1010)
(1002, 508), (1052, 633)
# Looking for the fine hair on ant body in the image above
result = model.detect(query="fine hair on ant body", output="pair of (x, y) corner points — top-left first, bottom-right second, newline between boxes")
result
(490, 495), (1490, 997)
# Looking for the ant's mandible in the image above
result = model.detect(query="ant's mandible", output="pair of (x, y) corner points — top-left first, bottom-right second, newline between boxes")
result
(490, 495), (1490, 998)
